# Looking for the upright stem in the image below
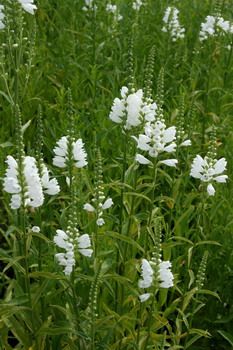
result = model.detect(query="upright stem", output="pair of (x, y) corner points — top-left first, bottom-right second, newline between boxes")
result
(145, 159), (158, 252)
(21, 208), (38, 349)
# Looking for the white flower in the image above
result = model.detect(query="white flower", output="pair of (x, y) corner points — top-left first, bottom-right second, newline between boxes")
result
(3, 156), (21, 194)
(83, 203), (95, 212)
(160, 159), (178, 167)
(135, 154), (151, 165)
(32, 226), (40, 233)
(77, 234), (93, 257)
(141, 101), (157, 122)
(41, 164), (60, 195)
(102, 198), (113, 210)
(3, 155), (44, 209)
(139, 293), (151, 303)
(162, 7), (185, 41)
(96, 218), (105, 226)
(134, 120), (177, 166)
(54, 229), (69, 249)
(18, 0), (37, 15)
(53, 136), (68, 168)
(199, 15), (233, 41)
(53, 136), (88, 169)
(84, 197), (113, 226)
(109, 87), (143, 129)
(23, 156), (44, 208)
(109, 87), (157, 129)
(138, 259), (154, 289)
(54, 229), (92, 276)
(207, 183), (215, 196)
(125, 90), (143, 129)
(180, 139), (191, 147)
(73, 139), (88, 168)
(190, 155), (228, 195)
(82, 0), (97, 11)
(159, 261), (174, 288)
(106, 3), (122, 21)
(132, 0), (143, 11)
(0, 4), (5, 29)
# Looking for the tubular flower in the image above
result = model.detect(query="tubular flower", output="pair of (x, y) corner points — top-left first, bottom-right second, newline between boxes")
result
(17, 0), (37, 14)
(41, 164), (60, 195)
(83, 197), (113, 226)
(109, 87), (157, 129)
(159, 261), (174, 288)
(53, 136), (88, 169)
(199, 15), (233, 41)
(138, 259), (174, 302)
(162, 6), (185, 41)
(54, 229), (93, 276)
(190, 155), (228, 196)
(134, 120), (177, 166)
(3, 155), (44, 209)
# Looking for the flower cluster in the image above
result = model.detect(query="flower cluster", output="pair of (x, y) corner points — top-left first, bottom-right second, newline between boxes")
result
(3, 156), (60, 210)
(0, 4), (5, 29)
(134, 119), (178, 167)
(199, 15), (233, 41)
(162, 6), (185, 41)
(106, 3), (122, 21)
(109, 86), (157, 129)
(3, 155), (44, 209)
(84, 197), (113, 226)
(190, 155), (228, 196)
(41, 164), (60, 195)
(138, 258), (174, 302)
(17, 0), (37, 15)
(54, 229), (93, 276)
(132, 0), (143, 11)
(82, 0), (97, 12)
(53, 136), (88, 169)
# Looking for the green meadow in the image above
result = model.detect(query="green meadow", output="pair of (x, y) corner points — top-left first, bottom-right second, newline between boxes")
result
(0, 0), (233, 349)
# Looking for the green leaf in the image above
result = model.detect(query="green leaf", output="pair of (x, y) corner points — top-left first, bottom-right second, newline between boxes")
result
(2, 256), (25, 274)
(217, 330), (233, 346)
(196, 289), (221, 301)
(185, 334), (203, 349)
(37, 326), (72, 336)
(29, 271), (66, 280)
(107, 231), (144, 253)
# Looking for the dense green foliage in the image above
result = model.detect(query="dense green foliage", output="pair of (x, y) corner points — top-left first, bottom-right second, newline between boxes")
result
(0, 0), (233, 349)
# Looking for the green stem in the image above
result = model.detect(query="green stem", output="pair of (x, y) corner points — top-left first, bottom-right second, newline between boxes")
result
(145, 159), (158, 253)
(144, 290), (158, 350)
(115, 131), (128, 312)
(21, 208), (38, 349)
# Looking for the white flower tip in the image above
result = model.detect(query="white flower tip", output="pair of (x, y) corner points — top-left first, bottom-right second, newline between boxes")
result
(135, 154), (151, 165)
(160, 159), (178, 167)
(207, 183), (215, 196)
(83, 203), (95, 212)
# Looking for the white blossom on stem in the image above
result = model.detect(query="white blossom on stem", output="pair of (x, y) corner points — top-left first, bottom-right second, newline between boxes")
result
(162, 7), (185, 41)
(190, 155), (228, 196)
(18, 0), (37, 15)
(53, 136), (88, 169)
(3, 155), (44, 209)
(138, 258), (174, 302)
(41, 164), (60, 195)
(54, 229), (93, 276)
